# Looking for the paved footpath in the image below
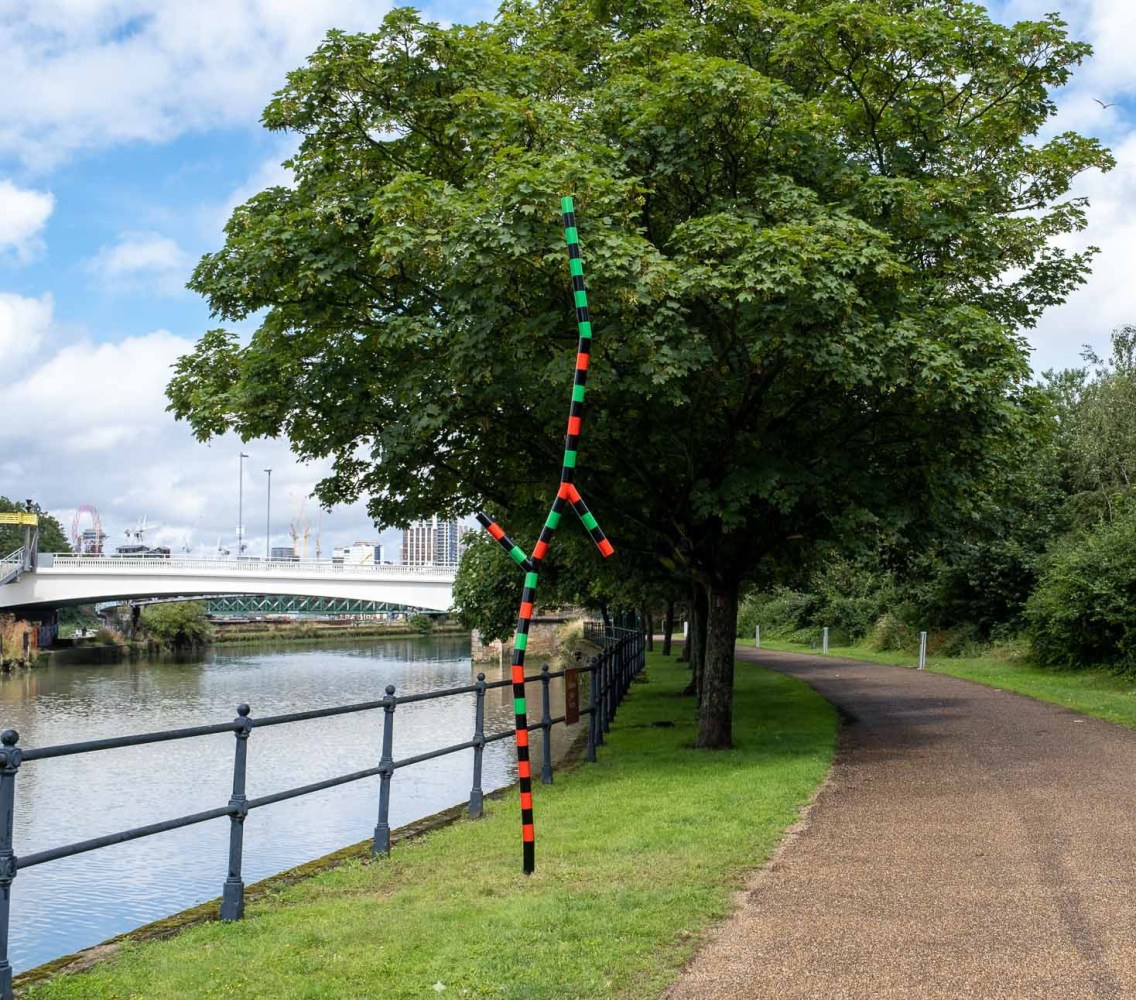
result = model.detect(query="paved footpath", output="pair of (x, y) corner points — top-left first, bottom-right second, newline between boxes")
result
(668, 647), (1136, 1000)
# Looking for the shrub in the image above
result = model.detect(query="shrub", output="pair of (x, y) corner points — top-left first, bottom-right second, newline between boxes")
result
(409, 614), (434, 635)
(142, 602), (213, 649)
(1026, 510), (1136, 670)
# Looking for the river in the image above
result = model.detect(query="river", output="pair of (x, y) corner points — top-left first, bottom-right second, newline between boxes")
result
(0, 636), (577, 973)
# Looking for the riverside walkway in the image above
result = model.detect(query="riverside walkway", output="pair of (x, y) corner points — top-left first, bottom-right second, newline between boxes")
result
(670, 646), (1136, 1000)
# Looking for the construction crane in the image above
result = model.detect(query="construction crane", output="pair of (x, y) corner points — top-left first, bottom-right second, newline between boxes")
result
(289, 496), (311, 560)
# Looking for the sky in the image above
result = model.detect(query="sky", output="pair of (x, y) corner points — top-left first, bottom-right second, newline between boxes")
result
(0, 0), (1133, 557)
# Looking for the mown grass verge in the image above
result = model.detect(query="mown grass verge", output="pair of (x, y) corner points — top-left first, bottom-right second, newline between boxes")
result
(746, 638), (1136, 730)
(25, 652), (835, 1000)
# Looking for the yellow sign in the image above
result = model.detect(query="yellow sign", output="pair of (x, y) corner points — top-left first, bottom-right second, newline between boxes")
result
(0, 513), (38, 526)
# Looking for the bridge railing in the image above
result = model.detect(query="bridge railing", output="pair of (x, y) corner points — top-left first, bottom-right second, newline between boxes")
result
(0, 550), (23, 587)
(0, 628), (647, 996)
(37, 555), (455, 577)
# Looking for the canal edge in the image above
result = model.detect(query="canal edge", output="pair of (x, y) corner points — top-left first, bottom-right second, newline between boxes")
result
(14, 724), (591, 994)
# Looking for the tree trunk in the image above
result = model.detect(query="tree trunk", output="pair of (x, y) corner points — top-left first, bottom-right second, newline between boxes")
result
(662, 600), (675, 656)
(696, 581), (739, 749)
(692, 585), (708, 704)
(644, 608), (654, 651)
(683, 584), (707, 698)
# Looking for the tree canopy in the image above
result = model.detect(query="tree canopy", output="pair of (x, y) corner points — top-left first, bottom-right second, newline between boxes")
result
(169, 0), (1111, 746)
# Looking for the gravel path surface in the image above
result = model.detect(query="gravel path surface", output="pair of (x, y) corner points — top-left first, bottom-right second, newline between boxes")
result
(667, 646), (1136, 1000)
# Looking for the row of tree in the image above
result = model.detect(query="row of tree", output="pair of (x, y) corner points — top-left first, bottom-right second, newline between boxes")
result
(165, 0), (1111, 746)
(737, 327), (1136, 672)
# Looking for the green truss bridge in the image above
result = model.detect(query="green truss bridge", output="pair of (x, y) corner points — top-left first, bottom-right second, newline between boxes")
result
(205, 595), (430, 618)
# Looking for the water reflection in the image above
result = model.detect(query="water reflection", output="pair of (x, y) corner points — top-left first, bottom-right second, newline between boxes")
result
(1, 637), (580, 973)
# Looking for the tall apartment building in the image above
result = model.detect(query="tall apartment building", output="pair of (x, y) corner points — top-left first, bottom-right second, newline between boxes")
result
(402, 517), (463, 567)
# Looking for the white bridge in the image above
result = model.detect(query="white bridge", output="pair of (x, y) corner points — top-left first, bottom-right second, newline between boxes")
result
(0, 554), (456, 613)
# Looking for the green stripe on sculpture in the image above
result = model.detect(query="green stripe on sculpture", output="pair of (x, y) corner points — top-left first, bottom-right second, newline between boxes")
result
(514, 698), (526, 715)
(563, 451), (577, 468)
(582, 512), (598, 531)
(570, 258), (584, 277)
(564, 226), (578, 244)
(509, 545), (527, 566)
(574, 290), (588, 308)
(525, 572), (538, 590)
(579, 321), (592, 338)
(561, 196), (574, 214)
(545, 511), (562, 530)
(515, 633), (528, 650)
(572, 385), (586, 402)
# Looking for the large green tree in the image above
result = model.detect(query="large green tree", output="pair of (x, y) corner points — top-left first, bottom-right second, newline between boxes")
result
(169, 0), (1110, 747)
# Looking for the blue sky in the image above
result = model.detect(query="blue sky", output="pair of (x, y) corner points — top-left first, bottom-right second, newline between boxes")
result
(0, 0), (1132, 555)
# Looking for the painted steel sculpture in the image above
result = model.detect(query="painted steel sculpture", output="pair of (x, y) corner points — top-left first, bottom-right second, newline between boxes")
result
(475, 197), (613, 874)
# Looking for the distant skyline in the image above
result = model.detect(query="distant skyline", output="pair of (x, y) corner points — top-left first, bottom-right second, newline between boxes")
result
(0, 0), (1132, 550)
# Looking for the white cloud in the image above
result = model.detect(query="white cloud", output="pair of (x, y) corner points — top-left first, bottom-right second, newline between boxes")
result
(0, 180), (54, 260)
(0, 1), (401, 170)
(0, 327), (396, 557)
(85, 231), (192, 293)
(1026, 137), (1136, 372)
(0, 291), (53, 366)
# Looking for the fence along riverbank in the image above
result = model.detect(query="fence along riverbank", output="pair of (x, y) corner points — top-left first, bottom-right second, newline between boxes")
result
(0, 626), (646, 998)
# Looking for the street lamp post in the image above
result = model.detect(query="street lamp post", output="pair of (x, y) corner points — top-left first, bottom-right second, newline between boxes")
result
(238, 452), (249, 556)
(264, 468), (272, 560)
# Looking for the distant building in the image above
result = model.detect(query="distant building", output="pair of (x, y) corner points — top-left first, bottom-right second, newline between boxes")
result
(271, 546), (298, 561)
(79, 527), (106, 555)
(402, 517), (463, 567)
(332, 542), (383, 566)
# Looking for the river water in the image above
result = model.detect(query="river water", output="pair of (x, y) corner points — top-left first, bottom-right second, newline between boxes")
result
(0, 636), (577, 973)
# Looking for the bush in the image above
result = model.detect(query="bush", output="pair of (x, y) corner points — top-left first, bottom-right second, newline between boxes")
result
(142, 601), (213, 649)
(868, 614), (914, 652)
(1026, 510), (1136, 670)
(409, 614), (434, 635)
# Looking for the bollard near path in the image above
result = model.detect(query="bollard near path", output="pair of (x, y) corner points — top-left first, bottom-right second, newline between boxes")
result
(822, 627), (829, 656)
(918, 631), (927, 671)
(755, 625), (761, 649)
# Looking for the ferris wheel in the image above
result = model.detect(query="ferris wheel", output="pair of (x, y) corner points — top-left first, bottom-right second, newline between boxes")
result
(71, 504), (105, 555)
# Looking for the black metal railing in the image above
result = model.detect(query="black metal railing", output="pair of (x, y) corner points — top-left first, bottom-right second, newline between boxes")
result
(583, 622), (640, 648)
(0, 629), (647, 997)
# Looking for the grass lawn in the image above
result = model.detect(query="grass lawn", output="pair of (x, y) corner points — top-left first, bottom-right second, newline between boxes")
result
(747, 638), (1136, 731)
(26, 652), (836, 1000)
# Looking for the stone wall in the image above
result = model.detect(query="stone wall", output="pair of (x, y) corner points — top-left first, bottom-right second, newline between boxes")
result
(471, 617), (570, 663)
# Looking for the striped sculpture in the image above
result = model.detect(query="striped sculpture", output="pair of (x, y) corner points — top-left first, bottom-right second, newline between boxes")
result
(475, 196), (614, 874)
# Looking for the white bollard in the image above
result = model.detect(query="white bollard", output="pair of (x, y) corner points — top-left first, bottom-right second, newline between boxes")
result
(918, 631), (927, 671)
(755, 625), (761, 649)
(683, 620), (689, 639)
(822, 627), (829, 656)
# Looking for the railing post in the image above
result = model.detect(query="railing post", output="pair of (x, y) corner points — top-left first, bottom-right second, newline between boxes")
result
(220, 704), (252, 921)
(469, 673), (486, 817)
(373, 685), (397, 856)
(608, 644), (620, 724)
(0, 731), (21, 1000)
(603, 650), (613, 733)
(540, 666), (553, 785)
(595, 654), (607, 747)
(586, 657), (599, 760)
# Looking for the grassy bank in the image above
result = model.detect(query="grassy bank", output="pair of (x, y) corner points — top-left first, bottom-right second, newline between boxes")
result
(747, 638), (1136, 730)
(25, 653), (835, 1000)
(212, 622), (468, 646)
